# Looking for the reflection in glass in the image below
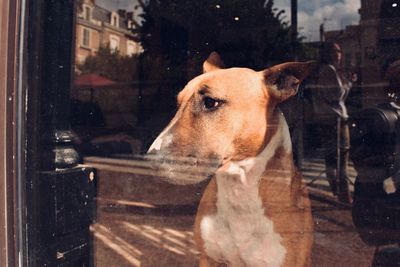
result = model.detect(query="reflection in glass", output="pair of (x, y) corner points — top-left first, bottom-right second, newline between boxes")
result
(68, 1), (400, 266)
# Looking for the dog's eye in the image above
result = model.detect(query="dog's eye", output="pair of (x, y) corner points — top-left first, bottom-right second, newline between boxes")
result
(203, 97), (222, 110)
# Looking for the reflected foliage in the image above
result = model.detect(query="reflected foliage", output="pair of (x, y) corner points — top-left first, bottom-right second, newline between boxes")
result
(128, 0), (306, 115)
(134, 0), (301, 69)
(78, 45), (139, 82)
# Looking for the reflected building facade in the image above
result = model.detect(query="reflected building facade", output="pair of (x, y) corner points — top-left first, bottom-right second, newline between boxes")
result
(75, 0), (142, 64)
(359, 0), (395, 107)
(319, 0), (400, 108)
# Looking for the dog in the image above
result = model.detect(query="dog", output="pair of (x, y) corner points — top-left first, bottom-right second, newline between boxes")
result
(148, 52), (314, 267)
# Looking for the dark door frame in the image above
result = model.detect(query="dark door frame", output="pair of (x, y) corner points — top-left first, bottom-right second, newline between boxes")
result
(1, 0), (95, 266)
(0, 0), (22, 266)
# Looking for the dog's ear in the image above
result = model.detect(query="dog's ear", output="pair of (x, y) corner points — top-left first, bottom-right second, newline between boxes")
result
(262, 61), (317, 102)
(203, 52), (225, 73)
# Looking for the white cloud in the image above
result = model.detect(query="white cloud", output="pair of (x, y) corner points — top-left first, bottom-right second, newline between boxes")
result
(273, 0), (360, 41)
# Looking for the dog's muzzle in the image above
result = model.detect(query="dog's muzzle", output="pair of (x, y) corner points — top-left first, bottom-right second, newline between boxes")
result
(144, 153), (219, 185)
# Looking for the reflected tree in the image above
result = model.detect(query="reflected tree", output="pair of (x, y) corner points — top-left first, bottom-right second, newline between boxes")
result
(129, 0), (306, 120)
(133, 0), (301, 69)
(78, 45), (139, 82)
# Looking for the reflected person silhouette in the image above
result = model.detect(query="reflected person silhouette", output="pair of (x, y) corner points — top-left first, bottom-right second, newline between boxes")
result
(313, 41), (354, 203)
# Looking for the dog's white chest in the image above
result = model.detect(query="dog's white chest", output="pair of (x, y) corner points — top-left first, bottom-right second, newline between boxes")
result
(200, 163), (287, 267)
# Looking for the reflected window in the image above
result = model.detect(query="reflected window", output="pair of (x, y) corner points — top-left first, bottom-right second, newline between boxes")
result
(82, 28), (90, 48)
(31, 0), (400, 266)
(111, 12), (119, 27)
(128, 20), (134, 29)
(127, 41), (136, 56)
(109, 35), (119, 52)
(84, 6), (92, 21)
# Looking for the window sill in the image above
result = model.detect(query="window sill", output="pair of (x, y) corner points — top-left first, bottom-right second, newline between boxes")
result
(80, 45), (92, 51)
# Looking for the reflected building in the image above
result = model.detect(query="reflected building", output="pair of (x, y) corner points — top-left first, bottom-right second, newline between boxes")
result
(318, 0), (400, 108)
(75, 0), (142, 64)
(358, 0), (400, 107)
(299, 0), (400, 159)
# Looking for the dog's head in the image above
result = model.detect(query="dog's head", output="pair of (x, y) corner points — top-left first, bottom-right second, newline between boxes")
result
(148, 52), (315, 184)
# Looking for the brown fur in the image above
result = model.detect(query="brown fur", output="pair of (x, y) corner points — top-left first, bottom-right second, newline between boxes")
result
(148, 53), (316, 266)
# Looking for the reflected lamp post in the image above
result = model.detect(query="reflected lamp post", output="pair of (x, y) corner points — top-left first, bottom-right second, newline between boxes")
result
(291, 0), (298, 57)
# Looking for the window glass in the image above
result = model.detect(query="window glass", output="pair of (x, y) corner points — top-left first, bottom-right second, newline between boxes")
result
(127, 41), (137, 56)
(109, 35), (119, 51)
(111, 13), (119, 27)
(69, 0), (400, 266)
(82, 28), (90, 47)
(84, 6), (91, 21)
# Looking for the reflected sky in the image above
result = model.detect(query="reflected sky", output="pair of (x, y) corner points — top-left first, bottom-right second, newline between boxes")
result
(95, 0), (361, 42)
(275, 0), (360, 41)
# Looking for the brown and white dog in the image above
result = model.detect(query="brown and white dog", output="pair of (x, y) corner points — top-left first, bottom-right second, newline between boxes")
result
(148, 53), (314, 267)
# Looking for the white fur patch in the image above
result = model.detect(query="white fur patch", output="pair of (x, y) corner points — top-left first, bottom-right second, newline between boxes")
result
(148, 132), (172, 152)
(148, 114), (180, 153)
(200, 113), (290, 267)
(278, 109), (292, 154)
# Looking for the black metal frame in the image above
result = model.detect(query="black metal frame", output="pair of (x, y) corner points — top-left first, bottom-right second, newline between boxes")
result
(24, 0), (95, 266)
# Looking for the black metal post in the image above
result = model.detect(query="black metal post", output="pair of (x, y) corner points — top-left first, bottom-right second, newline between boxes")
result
(137, 53), (146, 125)
(291, 0), (298, 58)
(26, 0), (96, 266)
(291, 0), (298, 41)
(39, 0), (80, 170)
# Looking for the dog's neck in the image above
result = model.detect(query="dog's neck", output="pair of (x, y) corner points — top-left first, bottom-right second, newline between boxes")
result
(203, 110), (291, 265)
(217, 109), (293, 187)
